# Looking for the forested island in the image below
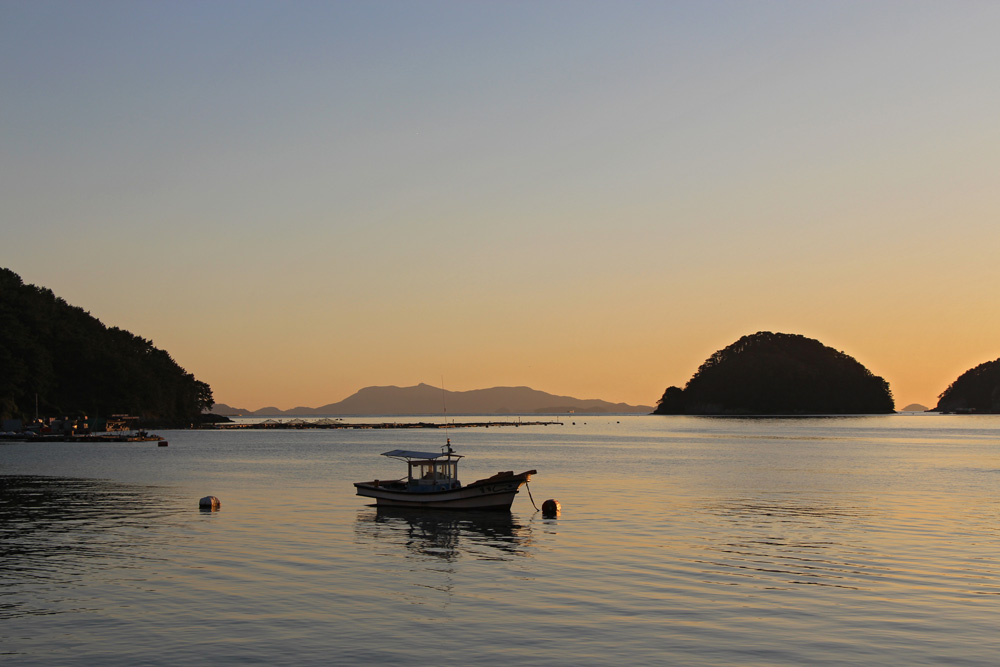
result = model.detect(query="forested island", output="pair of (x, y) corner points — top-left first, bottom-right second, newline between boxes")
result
(934, 358), (1000, 413)
(0, 268), (212, 428)
(655, 332), (895, 415)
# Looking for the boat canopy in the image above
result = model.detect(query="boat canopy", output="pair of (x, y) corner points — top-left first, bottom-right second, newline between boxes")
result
(381, 449), (463, 461)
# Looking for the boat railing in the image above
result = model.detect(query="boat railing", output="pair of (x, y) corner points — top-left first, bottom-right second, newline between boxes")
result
(371, 477), (408, 488)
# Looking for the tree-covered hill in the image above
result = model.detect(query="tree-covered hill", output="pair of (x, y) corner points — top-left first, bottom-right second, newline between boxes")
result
(654, 331), (894, 415)
(934, 358), (1000, 413)
(0, 268), (212, 427)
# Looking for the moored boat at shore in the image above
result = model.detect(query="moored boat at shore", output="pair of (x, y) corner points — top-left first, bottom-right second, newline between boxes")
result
(354, 440), (536, 510)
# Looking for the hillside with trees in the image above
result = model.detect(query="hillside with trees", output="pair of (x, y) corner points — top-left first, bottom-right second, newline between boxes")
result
(655, 331), (894, 415)
(934, 358), (1000, 413)
(0, 268), (212, 427)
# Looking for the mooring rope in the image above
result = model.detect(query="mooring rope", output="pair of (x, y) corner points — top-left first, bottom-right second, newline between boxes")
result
(525, 481), (540, 511)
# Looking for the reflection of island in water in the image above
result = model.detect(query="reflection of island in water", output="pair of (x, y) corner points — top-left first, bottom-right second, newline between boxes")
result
(354, 508), (535, 562)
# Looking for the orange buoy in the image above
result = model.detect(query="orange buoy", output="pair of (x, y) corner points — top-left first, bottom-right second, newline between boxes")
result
(541, 499), (560, 517)
(199, 496), (221, 511)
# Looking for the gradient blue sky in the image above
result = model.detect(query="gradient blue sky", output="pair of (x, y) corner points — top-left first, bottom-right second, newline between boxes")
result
(3, 1), (999, 410)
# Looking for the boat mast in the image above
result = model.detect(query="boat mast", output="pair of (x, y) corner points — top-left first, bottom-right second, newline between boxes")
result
(440, 376), (447, 426)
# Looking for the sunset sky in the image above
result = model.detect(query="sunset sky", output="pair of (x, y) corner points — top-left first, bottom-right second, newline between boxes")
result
(3, 1), (999, 411)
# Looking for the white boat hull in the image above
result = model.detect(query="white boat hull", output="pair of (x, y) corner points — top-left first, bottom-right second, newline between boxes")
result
(355, 471), (534, 511)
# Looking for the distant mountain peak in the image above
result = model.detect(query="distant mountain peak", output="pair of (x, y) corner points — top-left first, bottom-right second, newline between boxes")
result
(213, 384), (653, 416)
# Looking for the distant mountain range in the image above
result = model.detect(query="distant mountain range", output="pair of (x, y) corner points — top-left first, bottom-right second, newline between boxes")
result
(210, 384), (653, 416)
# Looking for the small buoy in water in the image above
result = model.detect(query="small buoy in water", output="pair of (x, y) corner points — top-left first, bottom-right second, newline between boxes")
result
(158, 441), (168, 446)
(199, 496), (221, 511)
(541, 499), (561, 517)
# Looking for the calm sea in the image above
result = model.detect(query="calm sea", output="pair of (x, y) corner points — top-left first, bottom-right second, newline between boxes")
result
(2, 414), (999, 665)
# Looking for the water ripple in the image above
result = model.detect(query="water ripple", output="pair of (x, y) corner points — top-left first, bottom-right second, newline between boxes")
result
(0, 475), (183, 621)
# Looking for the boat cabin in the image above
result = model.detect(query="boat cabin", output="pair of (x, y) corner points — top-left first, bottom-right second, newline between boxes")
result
(382, 448), (462, 492)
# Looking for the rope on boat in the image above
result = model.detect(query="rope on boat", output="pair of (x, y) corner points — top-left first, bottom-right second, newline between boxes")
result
(525, 481), (540, 512)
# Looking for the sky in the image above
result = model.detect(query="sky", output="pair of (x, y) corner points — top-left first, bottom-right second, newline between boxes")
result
(3, 1), (999, 411)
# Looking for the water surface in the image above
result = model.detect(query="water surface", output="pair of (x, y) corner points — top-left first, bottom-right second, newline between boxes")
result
(2, 415), (999, 664)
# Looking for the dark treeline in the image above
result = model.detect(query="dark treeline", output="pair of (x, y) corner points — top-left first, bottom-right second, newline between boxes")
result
(656, 331), (895, 415)
(934, 358), (1000, 413)
(0, 268), (212, 427)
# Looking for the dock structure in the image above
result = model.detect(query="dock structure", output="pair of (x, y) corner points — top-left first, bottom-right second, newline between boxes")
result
(207, 419), (563, 430)
(0, 413), (167, 443)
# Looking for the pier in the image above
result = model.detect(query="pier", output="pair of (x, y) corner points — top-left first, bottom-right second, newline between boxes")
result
(207, 419), (564, 430)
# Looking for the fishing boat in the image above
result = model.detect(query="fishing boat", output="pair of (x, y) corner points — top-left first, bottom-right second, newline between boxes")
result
(354, 440), (536, 510)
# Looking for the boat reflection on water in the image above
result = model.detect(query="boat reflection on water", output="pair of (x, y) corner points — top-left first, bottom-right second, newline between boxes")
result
(354, 507), (534, 562)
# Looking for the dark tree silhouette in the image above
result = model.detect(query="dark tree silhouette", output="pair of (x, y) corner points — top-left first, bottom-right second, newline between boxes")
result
(655, 331), (894, 415)
(655, 386), (685, 414)
(0, 268), (213, 426)
(934, 358), (1000, 413)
